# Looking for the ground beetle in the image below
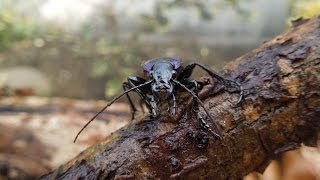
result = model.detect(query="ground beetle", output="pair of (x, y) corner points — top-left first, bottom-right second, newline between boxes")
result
(74, 57), (243, 142)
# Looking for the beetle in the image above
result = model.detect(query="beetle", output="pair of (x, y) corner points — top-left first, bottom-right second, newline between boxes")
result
(73, 57), (243, 142)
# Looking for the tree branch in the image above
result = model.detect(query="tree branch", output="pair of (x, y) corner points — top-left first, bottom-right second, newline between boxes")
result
(41, 15), (320, 179)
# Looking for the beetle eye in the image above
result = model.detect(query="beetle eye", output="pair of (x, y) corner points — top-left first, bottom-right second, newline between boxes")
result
(149, 71), (153, 78)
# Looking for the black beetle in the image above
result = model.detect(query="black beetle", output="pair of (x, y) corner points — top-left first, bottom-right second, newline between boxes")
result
(74, 57), (243, 142)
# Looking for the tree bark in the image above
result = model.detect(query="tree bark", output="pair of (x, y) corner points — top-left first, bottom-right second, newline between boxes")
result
(41, 15), (320, 179)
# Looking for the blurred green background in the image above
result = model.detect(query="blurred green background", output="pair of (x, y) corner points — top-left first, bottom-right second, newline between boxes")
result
(0, 0), (319, 99)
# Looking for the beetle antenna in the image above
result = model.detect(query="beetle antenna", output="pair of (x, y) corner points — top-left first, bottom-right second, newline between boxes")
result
(173, 79), (233, 160)
(172, 80), (222, 132)
(73, 80), (152, 143)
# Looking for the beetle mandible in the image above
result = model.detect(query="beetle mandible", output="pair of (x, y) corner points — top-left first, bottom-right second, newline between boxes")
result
(74, 57), (244, 142)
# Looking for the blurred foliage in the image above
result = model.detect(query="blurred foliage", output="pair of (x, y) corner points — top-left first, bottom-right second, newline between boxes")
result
(94, 0), (255, 97)
(1, 0), (319, 99)
(141, 0), (254, 32)
(0, 1), (37, 50)
(91, 38), (144, 97)
(88, 0), (320, 97)
(0, 0), (258, 97)
(288, 0), (320, 21)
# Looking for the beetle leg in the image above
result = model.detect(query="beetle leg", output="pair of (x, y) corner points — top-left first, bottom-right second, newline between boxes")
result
(149, 94), (159, 116)
(166, 101), (170, 112)
(196, 111), (221, 138)
(173, 80), (222, 139)
(178, 63), (244, 105)
(166, 93), (176, 114)
(171, 93), (176, 115)
(174, 79), (233, 159)
(123, 76), (154, 120)
(179, 79), (199, 111)
(181, 79), (199, 110)
(180, 79), (220, 138)
(123, 82), (138, 120)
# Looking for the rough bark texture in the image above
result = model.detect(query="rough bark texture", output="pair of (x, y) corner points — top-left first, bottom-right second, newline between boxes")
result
(41, 15), (320, 179)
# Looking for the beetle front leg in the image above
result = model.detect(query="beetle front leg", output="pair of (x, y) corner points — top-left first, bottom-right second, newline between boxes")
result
(171, 93), (176, 115)
(180, 79), (221, 139)
(167, 93), (176, 115)
(148, 94), (159, 117)
(123, 82), (138, 120)
(179, 79), (199, 109)
(178, 63), (244, 105)
(196, 111), (221, 139)
(123, 76), (153, 120)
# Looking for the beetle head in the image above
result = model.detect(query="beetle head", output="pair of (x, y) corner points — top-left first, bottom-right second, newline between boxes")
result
(150, 62), (176, 100)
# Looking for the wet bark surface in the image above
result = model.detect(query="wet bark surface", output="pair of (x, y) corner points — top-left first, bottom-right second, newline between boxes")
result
(41, 16), (320, 179)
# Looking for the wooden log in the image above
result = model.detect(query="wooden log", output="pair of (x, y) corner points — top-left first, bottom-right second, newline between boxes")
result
(41, 15), (320, 179)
